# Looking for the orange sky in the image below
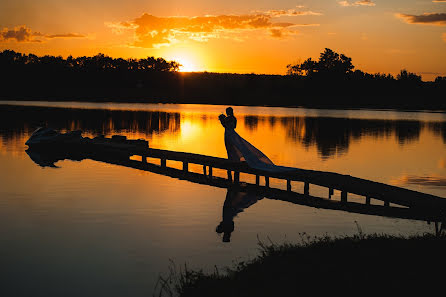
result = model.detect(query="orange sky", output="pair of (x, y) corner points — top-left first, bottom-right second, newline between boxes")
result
(1, 0), (445, 80)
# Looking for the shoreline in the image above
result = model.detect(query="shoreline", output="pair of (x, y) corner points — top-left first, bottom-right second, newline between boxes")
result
(1, 97), (446, 115)
(159, 232), (446, 296)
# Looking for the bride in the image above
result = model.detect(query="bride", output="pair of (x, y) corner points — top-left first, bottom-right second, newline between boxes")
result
(219, 107), (294, 172)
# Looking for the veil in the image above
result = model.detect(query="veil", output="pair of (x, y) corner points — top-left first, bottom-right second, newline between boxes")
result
(225, 129), (295, 172)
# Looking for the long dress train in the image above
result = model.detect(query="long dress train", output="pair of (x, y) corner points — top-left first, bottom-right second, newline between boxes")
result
(221, 115), (294, 172)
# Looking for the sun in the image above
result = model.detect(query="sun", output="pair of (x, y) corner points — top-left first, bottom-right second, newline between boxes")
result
(166, 52), (203, 72)
(177, 58), (198, 72)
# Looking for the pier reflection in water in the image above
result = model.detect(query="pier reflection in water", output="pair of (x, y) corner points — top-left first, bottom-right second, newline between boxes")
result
(25, 144), (446, 241)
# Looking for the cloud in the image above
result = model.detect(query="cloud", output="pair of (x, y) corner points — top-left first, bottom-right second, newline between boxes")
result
(396, 13), (446, 25)
(0, 26), (39, 42)
(260, 9), (323, 17)
(108, 10), (321, 48)
(391, 174), (446, 187)
(104, 21), (138, 35)
(46, 33), (85, 38)
(270, 28), (284, 38)
(338, 0), (376, 7)
(0, 25), (86, 42)
(432, 0), (446, 2)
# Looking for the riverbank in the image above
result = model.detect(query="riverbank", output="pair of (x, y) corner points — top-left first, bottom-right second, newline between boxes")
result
(158, 232), (446, 296)
(1, 94), (446, 113)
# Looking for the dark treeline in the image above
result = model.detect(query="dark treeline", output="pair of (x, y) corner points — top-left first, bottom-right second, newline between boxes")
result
(1, 49), (445, 110)
(1, 105), (445, 159)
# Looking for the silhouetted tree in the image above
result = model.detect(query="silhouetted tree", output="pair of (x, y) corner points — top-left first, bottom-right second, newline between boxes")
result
(286, 48), (354, 77)
(0, 50), (180, 72)
(434, 76), (446, 84)
(397, 69), (422, 84)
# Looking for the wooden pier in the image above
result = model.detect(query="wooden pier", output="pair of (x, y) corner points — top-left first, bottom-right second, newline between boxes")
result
(26, 132), (446, 222)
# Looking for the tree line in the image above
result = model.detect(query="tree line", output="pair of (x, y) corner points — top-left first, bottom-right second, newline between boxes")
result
(286, 48), (445, 84)
(0, 49), (445, 110)
(0, 50), (181, 72)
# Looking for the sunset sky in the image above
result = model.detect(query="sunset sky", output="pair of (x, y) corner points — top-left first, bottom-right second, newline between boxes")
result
(1, 0), (445, 80)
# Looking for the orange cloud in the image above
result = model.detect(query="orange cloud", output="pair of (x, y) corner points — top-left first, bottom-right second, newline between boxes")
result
(108, 10), (322, 48)
(0, 26), (39, 42)
(0, 25), (85, 42)
(397, 13), (446, 25)
(338, 0), (376, 7)
(260, 9), (323, 17)
(46, 33), (85, 39)
(391, 174), (446, 187)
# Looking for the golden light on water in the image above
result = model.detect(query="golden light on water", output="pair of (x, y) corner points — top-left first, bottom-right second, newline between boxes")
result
(180, 119), (202, 141)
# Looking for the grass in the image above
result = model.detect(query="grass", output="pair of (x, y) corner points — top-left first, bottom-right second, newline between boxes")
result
(154, 229), (446, 296)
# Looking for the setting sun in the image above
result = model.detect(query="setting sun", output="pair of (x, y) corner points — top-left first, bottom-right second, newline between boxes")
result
(178, 58), (197, 72)
(170, 54), (202, 72)
(162, 48), (207, 72)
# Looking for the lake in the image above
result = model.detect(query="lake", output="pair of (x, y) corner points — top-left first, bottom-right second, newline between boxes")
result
(1, 101), (445, 296)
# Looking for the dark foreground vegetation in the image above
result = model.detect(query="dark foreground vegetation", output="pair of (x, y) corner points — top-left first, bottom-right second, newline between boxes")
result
(156, 232), (446, 296)
(1, 49), (445, 110)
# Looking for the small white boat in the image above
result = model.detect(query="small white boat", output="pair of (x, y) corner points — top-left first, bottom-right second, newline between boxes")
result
(25, 127), (82, 147)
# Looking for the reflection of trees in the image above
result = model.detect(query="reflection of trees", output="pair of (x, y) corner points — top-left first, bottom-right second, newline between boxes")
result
(244, 116), (259, 130)
(245, 115), (436, 159)
(429, 122), (446, 144)
(284, 117), (425, 158)
(0, 105), (180, 142)
(285, 117), (425, 158)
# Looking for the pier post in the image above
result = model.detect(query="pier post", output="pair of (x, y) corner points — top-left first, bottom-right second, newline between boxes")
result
(209, 167), (213, 178)
(384, 200), (390, 207)
(341, 191), (347, 202)
(234, 172), (240, 184)
(304, 182), (309, 196)
(287, 179), (291, 191)
(366, 196), (371, 205)
(256, 175), (260, 185)
(142, 155), (147, 164)
(203, 165), (206, 175)
(329, 188), (334, 199)
(227, 170), (232, 181)
(161, 158), (166, 168)
(265, 176), (269, 188)
(183, 162), (189, 172)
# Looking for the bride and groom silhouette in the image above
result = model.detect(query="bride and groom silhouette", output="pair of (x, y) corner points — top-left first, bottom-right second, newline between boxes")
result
(216, 107), (294, 242)
(219, 107), (293, 172)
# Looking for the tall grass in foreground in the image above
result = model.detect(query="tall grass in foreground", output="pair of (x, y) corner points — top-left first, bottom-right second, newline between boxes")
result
(154, 230), (446, 297)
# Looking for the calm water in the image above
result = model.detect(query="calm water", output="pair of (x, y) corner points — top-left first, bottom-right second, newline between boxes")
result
(1, 101), (446, 296)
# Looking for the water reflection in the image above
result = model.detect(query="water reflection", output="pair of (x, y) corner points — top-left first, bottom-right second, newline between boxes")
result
(3, 102), (446, 296)
(0, 105), (180, 141)
(216, 186), (263, 242)
(1, 104), (446, 160)
(244, 116), (425, 158)
(24, 145), (446, 241)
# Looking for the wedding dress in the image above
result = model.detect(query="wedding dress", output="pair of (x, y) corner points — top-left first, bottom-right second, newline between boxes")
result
(220, 115), (294, 172)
